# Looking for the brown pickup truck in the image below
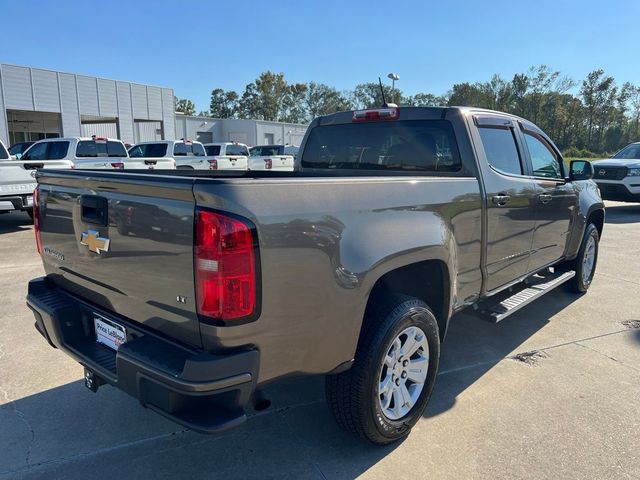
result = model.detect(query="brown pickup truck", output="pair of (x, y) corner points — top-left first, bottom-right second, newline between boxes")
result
(27, 106), (604, 444)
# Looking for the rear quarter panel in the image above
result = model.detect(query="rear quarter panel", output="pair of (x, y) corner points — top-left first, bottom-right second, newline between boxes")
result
(193, 176), (482, 383)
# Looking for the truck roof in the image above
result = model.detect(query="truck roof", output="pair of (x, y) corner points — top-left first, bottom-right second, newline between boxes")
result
(313, 106), (546, 138)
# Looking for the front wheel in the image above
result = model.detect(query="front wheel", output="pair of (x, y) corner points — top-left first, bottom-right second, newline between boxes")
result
(326, 293), (440, 444)
(566, 223), (599, 293)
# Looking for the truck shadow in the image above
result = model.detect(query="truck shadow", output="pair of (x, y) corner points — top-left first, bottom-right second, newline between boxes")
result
(0, 290), (580, 479)
(603, 203), (640, 224)
(425, 289), (579, 419)
(0, 211), (32, 234)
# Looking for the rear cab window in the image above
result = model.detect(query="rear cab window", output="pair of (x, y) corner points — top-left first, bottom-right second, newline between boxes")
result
(204, 145), (221, 156)
(76, 140), (127, 158)
(129, 143), (168, 158)
(174, 142), (205, 156)
(226, 144), (249, 156)
(301, 120), (461, 172)
(0, 143), (8, 159)
(250, 146), (284, 157)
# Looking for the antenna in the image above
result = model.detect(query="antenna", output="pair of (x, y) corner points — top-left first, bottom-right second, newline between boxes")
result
(378, 77), (388, 107)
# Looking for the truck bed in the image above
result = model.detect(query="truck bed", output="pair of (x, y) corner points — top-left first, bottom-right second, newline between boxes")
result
(35, 167), (483, 380)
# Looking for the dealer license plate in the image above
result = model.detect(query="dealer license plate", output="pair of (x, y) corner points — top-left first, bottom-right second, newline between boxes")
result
(94, 314), (126, 350)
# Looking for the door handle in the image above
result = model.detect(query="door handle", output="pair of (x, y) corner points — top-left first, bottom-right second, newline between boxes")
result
(538, 193), (553, 204)
(492, 194), (511, 206)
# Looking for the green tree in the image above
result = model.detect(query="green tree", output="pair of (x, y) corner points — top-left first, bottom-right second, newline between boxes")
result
(305, 82), (353, 120)
(174, 97), (196, 116)
(580, 69), (617, 150)
(353, 82), (402, 108)
(209, 88), (239, 118)
(282, 83), (308, 123)
(238, 71), (290, 121)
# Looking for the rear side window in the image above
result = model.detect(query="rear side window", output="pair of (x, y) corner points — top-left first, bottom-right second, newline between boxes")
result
(76, 140), (127, 158)
(46, 141), (69, 160)
(192, 143), (206, 156)
(226, 144), (249, 156)
(129, 143), (168, 157)
(478, 127), (523, 176)
(205, 145), (221, 156)
(301, 120), (461, 172)
(0, 144), (8, 159)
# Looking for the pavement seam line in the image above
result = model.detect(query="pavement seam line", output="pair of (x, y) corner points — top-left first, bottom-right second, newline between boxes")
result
(574, 341), (640, 373)
(438, 327), (634, 376)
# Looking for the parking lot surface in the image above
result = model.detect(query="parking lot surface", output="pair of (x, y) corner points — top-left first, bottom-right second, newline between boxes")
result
(0, 202), (639, 480)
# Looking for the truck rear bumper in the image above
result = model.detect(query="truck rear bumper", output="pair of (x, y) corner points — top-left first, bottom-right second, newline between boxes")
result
(0, 195), (32, 211)
(26, 277), (259, 434)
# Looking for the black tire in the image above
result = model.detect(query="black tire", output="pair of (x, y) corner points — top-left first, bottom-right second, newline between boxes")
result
(566, 223), (599, 293)
(326, 293), (440, 445)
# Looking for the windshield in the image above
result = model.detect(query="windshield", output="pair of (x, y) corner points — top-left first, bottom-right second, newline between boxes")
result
(250, 145), (284, 157)
(76, 140), (127, 158)
(129, 143), (168, 158)
(301, 119), (461, 172)
(205, 145), (221, 156)
(8, 142), (34, 157)
(613, 144), (640, 159)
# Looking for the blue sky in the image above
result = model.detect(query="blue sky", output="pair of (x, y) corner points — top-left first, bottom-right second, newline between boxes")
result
(2, 0), (639, 111)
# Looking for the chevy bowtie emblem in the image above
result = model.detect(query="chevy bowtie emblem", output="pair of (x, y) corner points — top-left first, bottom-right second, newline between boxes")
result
(80, 230), (110, 254)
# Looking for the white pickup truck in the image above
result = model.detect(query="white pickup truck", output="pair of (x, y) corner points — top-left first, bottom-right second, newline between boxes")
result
(248, 144), (296, 171)
(203, 142), (249, 170)
(129, 139), (210, 170)
(21, 137), (175, 170)
(0, 140), (72, 216)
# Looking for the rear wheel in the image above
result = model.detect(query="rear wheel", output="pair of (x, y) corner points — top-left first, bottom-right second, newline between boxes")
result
(566, 223), (599, 293)
(326, 293), (440, 444)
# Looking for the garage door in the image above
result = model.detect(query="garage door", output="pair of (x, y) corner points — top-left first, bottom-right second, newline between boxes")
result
(196, 131), (213, 143)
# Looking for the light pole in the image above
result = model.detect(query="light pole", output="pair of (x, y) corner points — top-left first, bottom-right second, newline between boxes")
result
(387, 73), (400, 102)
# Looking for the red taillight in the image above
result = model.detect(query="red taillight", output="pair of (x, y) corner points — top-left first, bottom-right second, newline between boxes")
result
(195, 209), (257, 323)
(208, 159), (218, 170)
(33, 186), (42, 255)
(110, 162), (125, 169)
(264, 159), (272, 170)
(352, 107), (400, 122)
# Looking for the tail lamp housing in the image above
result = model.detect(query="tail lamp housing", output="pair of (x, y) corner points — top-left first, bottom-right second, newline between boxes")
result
(195, 209), (260, 325)
(33, 186), (42, 255)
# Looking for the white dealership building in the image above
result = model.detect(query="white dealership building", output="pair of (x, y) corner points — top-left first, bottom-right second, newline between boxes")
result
(0, 63), (307, 147)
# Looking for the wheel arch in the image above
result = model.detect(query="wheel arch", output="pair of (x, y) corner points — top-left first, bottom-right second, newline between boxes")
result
(364, 259), (452, 342)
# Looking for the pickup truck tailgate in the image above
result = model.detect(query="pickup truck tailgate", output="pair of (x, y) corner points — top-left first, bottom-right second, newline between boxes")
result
(36, 171), (201, 348)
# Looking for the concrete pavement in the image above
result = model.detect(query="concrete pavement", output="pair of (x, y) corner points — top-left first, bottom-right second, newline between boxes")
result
(0, 202), (639, 479)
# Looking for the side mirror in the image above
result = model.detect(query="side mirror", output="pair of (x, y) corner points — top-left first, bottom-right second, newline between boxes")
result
(569, 160), (594, 181)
